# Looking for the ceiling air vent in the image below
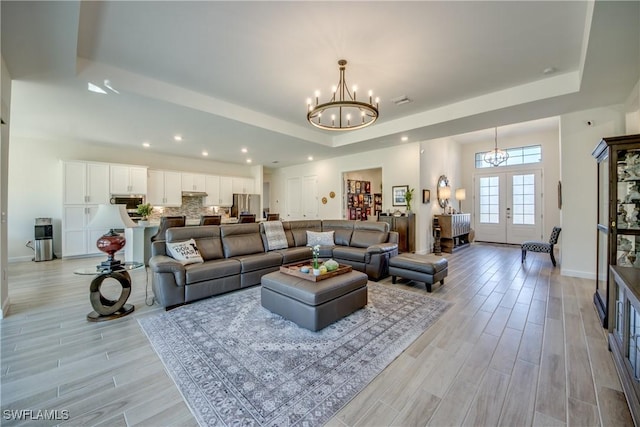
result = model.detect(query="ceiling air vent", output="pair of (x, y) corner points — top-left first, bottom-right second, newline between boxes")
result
(391, 95), (412, 106)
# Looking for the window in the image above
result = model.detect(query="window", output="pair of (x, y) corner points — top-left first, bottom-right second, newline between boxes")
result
(512, 174), (535, 225)
(475, 145), (542, 168)
(479, 176), (499, 223)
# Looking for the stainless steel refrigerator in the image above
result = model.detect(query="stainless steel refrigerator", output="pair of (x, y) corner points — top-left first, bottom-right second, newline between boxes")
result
(231, 194), (261, 218)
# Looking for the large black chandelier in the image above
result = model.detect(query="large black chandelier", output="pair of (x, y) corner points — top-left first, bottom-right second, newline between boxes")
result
(307, 60), (379, 131)
(484, 127), (509, 167)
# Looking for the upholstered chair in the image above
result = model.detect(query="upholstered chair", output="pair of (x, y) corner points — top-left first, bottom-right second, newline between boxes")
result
(150, 216), (186, 242)
(521, 227), (562, 266)
(200, 215), (222, 225)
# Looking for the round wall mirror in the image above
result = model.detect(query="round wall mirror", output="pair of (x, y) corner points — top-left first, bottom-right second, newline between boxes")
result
(437, 175), (450, 209)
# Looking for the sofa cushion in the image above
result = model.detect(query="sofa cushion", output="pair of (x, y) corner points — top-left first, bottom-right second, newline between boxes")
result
(285, 220), (322, 247)
(233, 252), (283, 273)
(221, 223), (265, 258)
(351, 230), (388, 248)
(185, 258), (241, 284)
(321, 220), (354, 246)
(262, 221), (288, 251)
(332, 246), (367, 263)
(306, 230), (335, 247)
(166, 225), (224, 261)
(166, 239), (204, 265)
(277, 246), (313, 264)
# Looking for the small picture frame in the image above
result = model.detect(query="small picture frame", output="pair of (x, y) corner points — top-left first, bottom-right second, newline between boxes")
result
(392, 185), (409, 206)
(422, 189), (431, 203)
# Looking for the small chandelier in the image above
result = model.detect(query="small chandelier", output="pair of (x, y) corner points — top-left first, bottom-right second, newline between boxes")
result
(484, 127), (509, 167)
(307, 59), (379, 131)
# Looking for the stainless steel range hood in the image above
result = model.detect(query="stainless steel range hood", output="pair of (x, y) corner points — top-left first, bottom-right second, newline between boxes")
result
(181, 191), (208, 197)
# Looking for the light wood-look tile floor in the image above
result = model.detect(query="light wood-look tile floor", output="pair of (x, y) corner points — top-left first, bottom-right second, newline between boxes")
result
(1, 244), (633, 426)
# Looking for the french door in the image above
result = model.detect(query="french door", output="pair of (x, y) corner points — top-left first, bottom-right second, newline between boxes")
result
(474, 170), (543, 244)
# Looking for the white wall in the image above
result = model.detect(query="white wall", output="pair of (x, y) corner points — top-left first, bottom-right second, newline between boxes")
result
(419, 137), (462, 252)
(270, 143), (428, 250)
(460, 126), (562, 245)
(559, 105), (626, 279)
(626, 78), (640, 134)
(1, 56), (12, 317)
(7, 136), (256, 261)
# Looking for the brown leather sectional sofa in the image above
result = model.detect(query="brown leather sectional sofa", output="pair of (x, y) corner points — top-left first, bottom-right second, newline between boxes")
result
(149, 219), (399, 309)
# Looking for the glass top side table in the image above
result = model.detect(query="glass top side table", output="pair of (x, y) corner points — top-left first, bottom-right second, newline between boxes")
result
(74, 262), (144, 322)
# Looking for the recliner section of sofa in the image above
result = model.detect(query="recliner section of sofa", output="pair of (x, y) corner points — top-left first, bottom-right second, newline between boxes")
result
(149, 219), (399, 309)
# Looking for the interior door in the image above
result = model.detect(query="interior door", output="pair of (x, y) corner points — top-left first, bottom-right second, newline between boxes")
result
(474, 170), (542, 244)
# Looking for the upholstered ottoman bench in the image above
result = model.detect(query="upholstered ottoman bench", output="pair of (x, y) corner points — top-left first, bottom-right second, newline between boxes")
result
(389, 253), (448, 292)
(261, 270), (368, 331)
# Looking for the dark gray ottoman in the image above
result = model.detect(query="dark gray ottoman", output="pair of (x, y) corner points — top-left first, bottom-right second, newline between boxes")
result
(389, 253), (448, 292)
(261, 270), (368, 331)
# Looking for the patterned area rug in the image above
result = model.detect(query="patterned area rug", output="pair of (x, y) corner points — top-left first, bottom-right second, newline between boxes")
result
(139, 282), (451, 426)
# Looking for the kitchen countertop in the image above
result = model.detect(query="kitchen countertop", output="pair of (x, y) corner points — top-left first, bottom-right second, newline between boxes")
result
(139, 218), (239, 227)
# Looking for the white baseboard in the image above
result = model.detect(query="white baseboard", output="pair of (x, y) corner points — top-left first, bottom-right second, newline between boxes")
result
(560, 268), (596, 280)
(8, 255), (34, 263)
(0, 296), (10, 319)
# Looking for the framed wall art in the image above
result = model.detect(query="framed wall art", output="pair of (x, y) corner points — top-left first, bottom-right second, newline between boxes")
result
(392, 185), (409, 206)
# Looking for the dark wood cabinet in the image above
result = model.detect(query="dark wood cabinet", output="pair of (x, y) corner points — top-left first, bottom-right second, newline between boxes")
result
(378, 213), (415, 253)
(434, 214), (471, 253)
(593, 134), (640, 425)
(592, 134), (640, 328)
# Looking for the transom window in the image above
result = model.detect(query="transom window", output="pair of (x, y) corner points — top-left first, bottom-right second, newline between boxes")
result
(475, 145), (542, 168)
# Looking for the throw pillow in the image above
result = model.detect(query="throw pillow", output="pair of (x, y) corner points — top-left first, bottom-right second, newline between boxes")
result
(306, 230), (335, 246)
(263, 221), (288, 251)
(166, 239), (204, 265)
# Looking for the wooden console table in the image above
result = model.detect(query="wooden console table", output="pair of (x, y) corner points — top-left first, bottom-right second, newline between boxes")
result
(378, 213), (415, 253)
(434, 214), (471, 253)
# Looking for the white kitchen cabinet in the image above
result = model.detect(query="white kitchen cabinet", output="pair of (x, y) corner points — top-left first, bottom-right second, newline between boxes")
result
(232, 177), (254, 194)
(62, 205), (103, 256)
(181, 173), (206, 192)
(148, 170), (182, 206)
(63, 161), (110, 205)
(204, 175), (234, 206)
(204, 175), (221, 206)
(219, 176), (233, 206)
(110, 165), (147, 194)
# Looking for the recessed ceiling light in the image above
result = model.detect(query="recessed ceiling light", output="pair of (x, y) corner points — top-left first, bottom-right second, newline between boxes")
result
(241, 148), (248, 153)
(87, 82), (107, 94)
(308, 156), (314, 161)
(142, 142), (150, 148)
(543, 67), (557, 75)
(246, 158), (252, 163)
(401, 136), (408, 142)
(174, 135), (183, 142)
(202, 150), (208, 156)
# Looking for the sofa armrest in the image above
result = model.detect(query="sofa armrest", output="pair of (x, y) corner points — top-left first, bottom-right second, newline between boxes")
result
(149, 255), (186, 287)
(366, 242), (399, 254)
(388, 231), (399, 244)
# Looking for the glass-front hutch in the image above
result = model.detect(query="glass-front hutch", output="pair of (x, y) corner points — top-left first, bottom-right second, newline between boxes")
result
(593, 134), (640, 424)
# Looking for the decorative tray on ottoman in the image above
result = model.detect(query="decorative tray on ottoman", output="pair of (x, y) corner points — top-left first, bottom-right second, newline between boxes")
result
(280, 262), (352, 282)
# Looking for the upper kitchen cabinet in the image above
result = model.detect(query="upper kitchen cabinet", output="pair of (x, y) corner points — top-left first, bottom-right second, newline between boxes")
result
(110, 164), (147, 195)
(204, 175), (234, 206)
(232, 177), (254, 194)
(181, 173), (206, 193)
(63, 161), (110, 205)
(147, 170), (182, 206)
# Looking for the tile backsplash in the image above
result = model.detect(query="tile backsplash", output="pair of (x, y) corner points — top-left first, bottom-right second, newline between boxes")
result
(147, 196), (230, 222)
